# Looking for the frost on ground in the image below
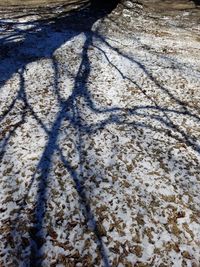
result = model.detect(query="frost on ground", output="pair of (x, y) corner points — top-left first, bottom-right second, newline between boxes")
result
(0, 1), (200, 266)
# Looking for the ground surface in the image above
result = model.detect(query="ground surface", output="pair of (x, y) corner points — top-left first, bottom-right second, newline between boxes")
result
(0, 0), (70, 7)
(0, 1), (200, 266)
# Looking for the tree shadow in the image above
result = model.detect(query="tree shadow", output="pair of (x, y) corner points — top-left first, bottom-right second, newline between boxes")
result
(1, 0), (200, 266)
(0, 1), (120, 266)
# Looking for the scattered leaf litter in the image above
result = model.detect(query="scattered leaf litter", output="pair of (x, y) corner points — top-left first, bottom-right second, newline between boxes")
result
(0, 1), (200, 266)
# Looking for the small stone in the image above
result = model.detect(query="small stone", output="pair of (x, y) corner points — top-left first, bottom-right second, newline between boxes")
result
(124, 1), (133, 9)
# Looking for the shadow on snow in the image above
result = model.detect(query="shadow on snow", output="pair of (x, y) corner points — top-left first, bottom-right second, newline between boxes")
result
(0, 0), (200, 266)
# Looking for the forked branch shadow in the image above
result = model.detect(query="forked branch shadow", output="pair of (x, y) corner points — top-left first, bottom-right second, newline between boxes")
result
(1, 1), (120, 266)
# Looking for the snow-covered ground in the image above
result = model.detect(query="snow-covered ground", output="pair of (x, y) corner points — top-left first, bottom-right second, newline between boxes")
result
(0, 1), (200, 266)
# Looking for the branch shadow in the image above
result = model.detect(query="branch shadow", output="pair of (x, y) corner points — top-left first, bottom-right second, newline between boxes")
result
(0, 1), (120, 266)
